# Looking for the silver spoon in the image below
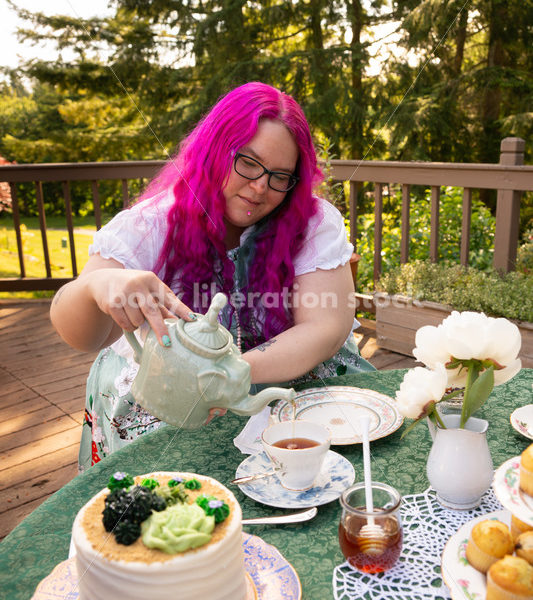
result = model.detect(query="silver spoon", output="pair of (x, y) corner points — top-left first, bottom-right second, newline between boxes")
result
(231, 470), (281, 485)
(242, 507), (317, 525)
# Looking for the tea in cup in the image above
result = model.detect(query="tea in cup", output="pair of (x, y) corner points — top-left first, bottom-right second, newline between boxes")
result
(261, 420), (331, 490)
(338, 481), (403, 573)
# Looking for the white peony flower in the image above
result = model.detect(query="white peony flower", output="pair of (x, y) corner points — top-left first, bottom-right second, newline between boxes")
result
(413, 311), (522, 387)
(396, 364), (448, 420)
(413, 323), (449, 367)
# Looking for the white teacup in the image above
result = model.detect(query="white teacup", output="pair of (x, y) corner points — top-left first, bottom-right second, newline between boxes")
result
(261, 420), (331, 491)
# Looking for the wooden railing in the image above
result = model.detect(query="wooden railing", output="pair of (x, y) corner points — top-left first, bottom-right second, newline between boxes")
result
(0, 161), (165, 291)
(0, 138), (531, 299)
(336, 137), (532, 312)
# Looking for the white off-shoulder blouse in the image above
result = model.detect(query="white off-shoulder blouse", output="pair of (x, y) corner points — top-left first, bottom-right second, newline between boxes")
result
(89, 190), (354, 278)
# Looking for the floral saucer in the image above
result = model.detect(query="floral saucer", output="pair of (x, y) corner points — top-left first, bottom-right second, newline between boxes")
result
(234, 450), (355, 508)
(511, 405), (533, 440)
(493, 457), (533, 525)
(33, 534), (301, 600)
(270, 386), (403, 445)
(441, 509), (510, 600)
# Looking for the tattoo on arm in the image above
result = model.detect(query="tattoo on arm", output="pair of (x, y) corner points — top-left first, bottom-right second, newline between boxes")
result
(253, 339), (277, 352)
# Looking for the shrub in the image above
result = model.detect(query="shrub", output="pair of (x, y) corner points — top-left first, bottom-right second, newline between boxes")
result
(355, 186), (496, 292)
(376, 260), (533, 322)
(517, 228), (533, 275)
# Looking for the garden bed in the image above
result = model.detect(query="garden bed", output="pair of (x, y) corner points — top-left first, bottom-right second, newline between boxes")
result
(375, 294), (533, 368)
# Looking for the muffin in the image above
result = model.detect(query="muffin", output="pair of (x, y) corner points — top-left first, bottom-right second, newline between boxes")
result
(486, 555), (533, 600)
(516, 531), (533, 566)
(512, 515), (533, 541)
(520, 444), (533, 497)
(465, 519), (515, 573)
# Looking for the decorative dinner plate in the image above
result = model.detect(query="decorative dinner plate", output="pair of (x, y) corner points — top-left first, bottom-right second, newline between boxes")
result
(33, 533), (301, 600)
(234, 450), (355, 509)
(441, 510), (510, 600)
(511, 405), (533, 440)
(270, 386), (403, 445)
(493, 457), (533, 525)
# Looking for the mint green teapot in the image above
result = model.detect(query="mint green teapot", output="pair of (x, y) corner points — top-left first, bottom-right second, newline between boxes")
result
(124, 293), (295, 429)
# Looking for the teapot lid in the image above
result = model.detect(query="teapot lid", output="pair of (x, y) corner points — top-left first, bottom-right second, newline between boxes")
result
(179, 293), (233, 353)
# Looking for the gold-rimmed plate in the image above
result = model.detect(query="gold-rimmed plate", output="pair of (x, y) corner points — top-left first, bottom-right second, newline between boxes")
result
(441, 509), (510, 600)
(270, 386), (403, 445)
(511, 405), (533, 440)
(493, 456), (533, 525)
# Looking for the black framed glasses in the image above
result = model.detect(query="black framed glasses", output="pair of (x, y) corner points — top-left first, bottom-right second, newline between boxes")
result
(233, 153), (299, 192)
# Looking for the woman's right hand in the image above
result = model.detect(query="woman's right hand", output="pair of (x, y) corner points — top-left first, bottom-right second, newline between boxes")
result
(51, 254), (195, 352)
(86, 266), (195, 345)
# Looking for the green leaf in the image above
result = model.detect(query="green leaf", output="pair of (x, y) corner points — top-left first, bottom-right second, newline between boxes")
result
(460, 367), (494, 426)
(400, 416), (426, 439)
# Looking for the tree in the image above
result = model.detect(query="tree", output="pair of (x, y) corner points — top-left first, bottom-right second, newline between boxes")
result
(382, 0), (533, 166)
(4, 0), (531, 172)
(6, 0), (387, 159)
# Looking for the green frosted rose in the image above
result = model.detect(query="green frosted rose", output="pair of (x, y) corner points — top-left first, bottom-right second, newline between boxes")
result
(141, 503), (215, 553)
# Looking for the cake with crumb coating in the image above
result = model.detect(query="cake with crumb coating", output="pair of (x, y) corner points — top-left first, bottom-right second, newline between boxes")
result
(465, 519), (514, 573)
(72, 471), (249, 600)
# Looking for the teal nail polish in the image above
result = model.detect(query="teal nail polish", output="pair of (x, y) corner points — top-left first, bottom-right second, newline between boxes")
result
(188, 313), (198, 321)
(162, 334), (171, 347)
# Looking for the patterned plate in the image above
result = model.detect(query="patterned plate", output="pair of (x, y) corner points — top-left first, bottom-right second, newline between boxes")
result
(493, 456), (533, 525)
(270, 386), (403, 444)
(235, 450), (355, 508)
(33, 533), (301, 600)
(440, 510), (510, 600)
(511, 405), (533, 440)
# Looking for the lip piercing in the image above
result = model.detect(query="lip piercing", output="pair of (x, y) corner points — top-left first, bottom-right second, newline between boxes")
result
(247, 211), (251, 216)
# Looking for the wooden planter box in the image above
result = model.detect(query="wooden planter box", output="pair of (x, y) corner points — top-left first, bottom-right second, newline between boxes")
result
(375, 294), (533, 368)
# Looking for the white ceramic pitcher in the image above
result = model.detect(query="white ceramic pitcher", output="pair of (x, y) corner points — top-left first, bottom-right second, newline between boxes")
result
(426, 414), (493, 510)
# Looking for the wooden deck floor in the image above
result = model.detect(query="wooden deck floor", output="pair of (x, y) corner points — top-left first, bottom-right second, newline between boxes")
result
(0, 299), (417, 540)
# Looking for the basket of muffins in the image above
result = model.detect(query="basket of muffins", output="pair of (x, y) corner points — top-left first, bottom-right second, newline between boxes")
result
(462, 443), (533, 599)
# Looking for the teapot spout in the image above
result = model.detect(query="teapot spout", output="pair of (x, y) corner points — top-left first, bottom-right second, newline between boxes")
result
(230, 387), (296, 417)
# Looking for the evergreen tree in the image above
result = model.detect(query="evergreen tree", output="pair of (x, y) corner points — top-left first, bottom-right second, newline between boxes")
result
(382, 0), (533, 165)
(4, 0), (531, 167)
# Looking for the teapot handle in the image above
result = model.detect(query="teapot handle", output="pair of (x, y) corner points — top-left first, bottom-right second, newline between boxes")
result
(123, 330), (143, 364)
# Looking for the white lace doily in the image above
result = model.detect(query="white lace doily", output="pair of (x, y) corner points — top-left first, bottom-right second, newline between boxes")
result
(333, 487), (503, 600)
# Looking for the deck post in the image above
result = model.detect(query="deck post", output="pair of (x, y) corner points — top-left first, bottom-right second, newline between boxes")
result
(493, 137), (524, 273)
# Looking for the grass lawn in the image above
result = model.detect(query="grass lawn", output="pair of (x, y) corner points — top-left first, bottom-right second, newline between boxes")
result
(0, 214), (102, 299)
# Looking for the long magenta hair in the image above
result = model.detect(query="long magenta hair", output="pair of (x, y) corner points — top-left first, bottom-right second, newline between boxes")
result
(141, 82), (322, 348)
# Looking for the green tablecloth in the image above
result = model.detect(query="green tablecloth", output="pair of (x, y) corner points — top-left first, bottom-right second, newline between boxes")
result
(2, 369), (532, 600)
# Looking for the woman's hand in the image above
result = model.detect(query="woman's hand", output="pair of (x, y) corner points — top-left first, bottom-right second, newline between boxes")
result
(51, 254), (195, 352)
(86, 267), (193, 343)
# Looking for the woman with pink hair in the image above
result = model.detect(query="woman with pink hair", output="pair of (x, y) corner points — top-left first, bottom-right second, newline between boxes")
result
(50, 82), (375, 470)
